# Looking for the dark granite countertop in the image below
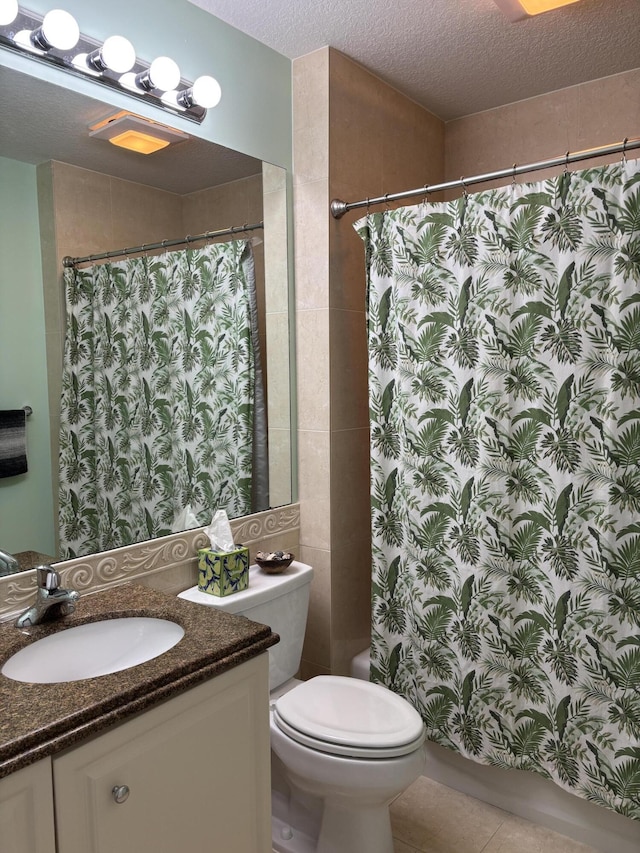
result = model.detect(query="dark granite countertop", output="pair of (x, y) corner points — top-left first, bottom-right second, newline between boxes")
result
(0, 582), (278, 779)
(13, 550), (56, 573)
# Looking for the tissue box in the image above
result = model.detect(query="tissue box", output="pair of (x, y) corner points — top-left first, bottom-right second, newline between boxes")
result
(197, 546), (249, 597)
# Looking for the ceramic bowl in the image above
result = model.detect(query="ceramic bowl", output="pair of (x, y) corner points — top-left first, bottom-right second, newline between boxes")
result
(255, 550), (294, 574)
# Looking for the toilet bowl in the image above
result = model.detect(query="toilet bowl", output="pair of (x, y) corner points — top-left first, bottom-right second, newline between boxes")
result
(270, 675), (425, 853)
(179, 561), (425, 853)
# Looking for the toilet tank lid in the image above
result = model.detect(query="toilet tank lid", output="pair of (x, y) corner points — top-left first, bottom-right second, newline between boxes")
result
(178, 560), (313, 614)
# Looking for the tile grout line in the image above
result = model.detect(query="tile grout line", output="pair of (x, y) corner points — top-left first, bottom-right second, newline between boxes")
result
(479, 819), (507, 853)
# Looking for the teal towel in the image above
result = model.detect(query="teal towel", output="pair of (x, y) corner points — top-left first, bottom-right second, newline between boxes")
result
(0, 410), (27, 478)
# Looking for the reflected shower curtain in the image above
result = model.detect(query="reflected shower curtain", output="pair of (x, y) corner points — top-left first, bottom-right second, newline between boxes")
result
(357, 160), (640, 817)
(59, 240), (262, 558)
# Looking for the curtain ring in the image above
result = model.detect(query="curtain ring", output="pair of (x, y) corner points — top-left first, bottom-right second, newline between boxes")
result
(564, 151), (570, 173)
(162, 239), (168, 248)
(460, 176), (468, 197)
(420, 185), (431, 214)
(383, 193), (391, 211)
(365, 197), (371, 215)
(622, 137), (629, 164)
(512, 163), (518, 187)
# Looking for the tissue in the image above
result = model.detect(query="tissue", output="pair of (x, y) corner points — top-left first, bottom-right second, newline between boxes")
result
(173, 504), (200, 532)
(203, 509), (235, 551)
(198, 509), (249, 597)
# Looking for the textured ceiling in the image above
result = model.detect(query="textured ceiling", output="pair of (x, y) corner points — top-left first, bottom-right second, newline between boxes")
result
(190, 0), (640, 120)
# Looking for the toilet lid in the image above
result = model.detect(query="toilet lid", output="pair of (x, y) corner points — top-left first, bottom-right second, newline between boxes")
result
(273, 676), (425, 759)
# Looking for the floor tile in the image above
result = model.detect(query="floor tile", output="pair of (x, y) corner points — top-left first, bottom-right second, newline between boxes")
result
(480, 816), (597, 853)
(390, 776), (507, 853)
(394, 841), (423, 853)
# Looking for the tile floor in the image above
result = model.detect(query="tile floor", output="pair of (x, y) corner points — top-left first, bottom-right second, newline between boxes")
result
(390, 776), (597, 853)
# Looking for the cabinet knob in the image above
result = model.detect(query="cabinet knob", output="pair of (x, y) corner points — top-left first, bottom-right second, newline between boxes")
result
(112, 785), (130, 804)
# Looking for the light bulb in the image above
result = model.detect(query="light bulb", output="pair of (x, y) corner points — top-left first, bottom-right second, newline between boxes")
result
(31, 9), (79, 51)
(86, 35), (136, 73)
(178, 75), (222, 109)
(135, 56), (180, 92)
(0, 0), (18, 26)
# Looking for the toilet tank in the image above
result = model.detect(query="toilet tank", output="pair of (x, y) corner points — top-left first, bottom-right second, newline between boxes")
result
(178, 561), (313, 691)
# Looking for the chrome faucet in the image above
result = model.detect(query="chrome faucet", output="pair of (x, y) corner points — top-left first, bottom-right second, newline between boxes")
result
(0, 548), (19, 577)
(15, 565), (80, 628)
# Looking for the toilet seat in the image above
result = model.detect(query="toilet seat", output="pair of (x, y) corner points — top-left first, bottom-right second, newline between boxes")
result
(273, 676), (425, 759)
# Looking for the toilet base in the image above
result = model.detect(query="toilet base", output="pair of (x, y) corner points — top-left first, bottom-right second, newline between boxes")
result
(271, 791), (396, 853)
(272, 811), (316, 853)
(272, 787), (319, 853)
(271, 760), (404, 853)
(316, 800), (394, 853)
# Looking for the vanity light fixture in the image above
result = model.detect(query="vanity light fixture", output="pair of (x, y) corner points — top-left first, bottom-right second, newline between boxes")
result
(134, 56), (181, 92)
(73, 34), (136, 75)
(0, 0), (18, 26)
(89, 111), (189, 155)
(493, 0), (581, 21)
(15, 8), (79, 52)
(177, 75), (222, 109)
(0, 4), (221, 123)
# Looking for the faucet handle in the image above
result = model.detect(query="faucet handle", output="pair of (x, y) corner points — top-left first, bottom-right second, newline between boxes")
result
(36, 565), (60, 591)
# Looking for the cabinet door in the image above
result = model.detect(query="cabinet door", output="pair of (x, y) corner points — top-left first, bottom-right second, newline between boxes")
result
(54, 654), (271, 853)
(0, 758), (56, 853)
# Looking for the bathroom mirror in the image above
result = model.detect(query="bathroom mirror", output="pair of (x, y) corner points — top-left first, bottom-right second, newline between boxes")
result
(0, 64), (292, 569)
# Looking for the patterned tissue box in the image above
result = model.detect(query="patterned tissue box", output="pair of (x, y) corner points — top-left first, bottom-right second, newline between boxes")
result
(197, 546), (249, 597)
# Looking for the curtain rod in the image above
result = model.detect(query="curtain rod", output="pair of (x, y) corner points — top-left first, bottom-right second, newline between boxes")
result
(63, 221), (264, 268)
(330, 137), (640, 219)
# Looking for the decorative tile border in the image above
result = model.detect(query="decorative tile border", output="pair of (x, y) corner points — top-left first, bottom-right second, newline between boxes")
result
(0, 504), (300, 622)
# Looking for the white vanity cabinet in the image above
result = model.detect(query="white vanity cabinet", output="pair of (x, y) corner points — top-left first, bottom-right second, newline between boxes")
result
(52, 653), (271, 853)
(0, 758), (56, 853)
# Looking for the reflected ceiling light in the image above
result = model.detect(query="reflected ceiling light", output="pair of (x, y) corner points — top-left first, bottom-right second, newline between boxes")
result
(0, 5), (221, 123)
(74, 34), (135, 74)
(89, 112), (189, 155)
(0, 0), (18, 26)
(493, 0), (581, 20)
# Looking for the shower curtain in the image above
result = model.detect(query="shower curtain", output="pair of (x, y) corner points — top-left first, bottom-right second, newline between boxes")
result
(357, 159), (640, 818)
(59, 239), (265, 558)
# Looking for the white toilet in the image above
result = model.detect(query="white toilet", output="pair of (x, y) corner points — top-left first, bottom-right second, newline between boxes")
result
(179, 561), (425, 853)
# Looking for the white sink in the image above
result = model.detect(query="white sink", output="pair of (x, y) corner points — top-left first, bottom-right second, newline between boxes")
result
(1, 617), (185, 684)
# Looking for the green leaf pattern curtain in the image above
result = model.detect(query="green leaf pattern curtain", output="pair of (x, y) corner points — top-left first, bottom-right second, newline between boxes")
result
(59, 240), (256, 558)
(357, 160), (640, 818)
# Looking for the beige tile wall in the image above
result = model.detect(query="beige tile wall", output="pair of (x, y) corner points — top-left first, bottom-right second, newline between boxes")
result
(445, 67), (640, 189)
(294, 47), (445, 677)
